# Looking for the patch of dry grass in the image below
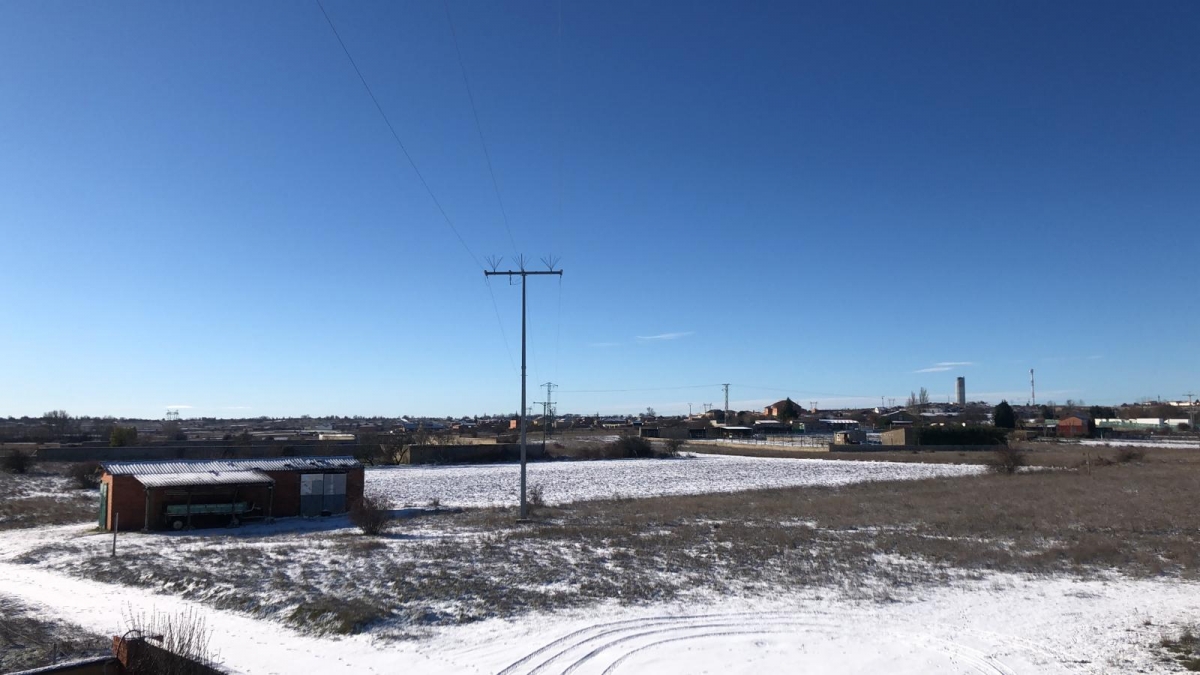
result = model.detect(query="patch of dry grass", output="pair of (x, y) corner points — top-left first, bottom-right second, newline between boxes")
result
(0, 594), (108, 672)
(0, 463), (98, 530)
(1161, 626), (1200, 671)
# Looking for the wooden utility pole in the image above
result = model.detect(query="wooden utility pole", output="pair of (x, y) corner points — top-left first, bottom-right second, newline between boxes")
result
(484, 256), (562, 519)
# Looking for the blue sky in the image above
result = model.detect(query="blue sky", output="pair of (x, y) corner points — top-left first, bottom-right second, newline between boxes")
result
(2, 0), (1197, 419)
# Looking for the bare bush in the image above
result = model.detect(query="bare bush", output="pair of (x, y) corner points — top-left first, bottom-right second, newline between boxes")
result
(528, 484), (545, 508)
(68, 462), (102, 489)
(1114, 447), (1145, 464)
(122, 608), (219, 675)
(609, 436), (654, 459)
(989, 446), (1026, 475)
(349, 493), (392, 536)
(662, 439), (686, 457)
(3, 450), (34, 474)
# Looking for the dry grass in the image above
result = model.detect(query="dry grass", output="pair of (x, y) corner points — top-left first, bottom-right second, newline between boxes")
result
(1161, 626), (1200, 671)
(0, 463), (98, 530)
(15, 452), (1199, 639)
(0, 594), (108, 672)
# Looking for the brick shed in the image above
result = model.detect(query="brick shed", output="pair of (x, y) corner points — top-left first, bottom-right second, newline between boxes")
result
(98, 457), (364, 531)
(1056, 414), (1094, 439)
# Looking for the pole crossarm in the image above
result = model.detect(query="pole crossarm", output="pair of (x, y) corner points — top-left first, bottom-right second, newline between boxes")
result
(483, 270), (564, 277)
(483, 264), (564, 519)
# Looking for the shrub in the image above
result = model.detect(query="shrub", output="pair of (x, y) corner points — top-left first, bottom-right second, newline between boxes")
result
(989, 446), (1026, 475)
(662, 439), (686, 457)
(608, 436), (655, 459)
(349, 494), (392, 536)
(527, 484), (545, 508)
(121, 608), (217, 675)
(1114, 447), (1145, 464)
(3, 450), (34, 474)
(68, 462), (102, 489)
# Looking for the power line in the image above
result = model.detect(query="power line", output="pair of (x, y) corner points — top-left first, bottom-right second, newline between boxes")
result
(441, 0), (520, 259)
(553, 273), (563, 383)
(558, 384), (722, 394)
(315, 0), (480, 268)
(484, 277), (518, 375)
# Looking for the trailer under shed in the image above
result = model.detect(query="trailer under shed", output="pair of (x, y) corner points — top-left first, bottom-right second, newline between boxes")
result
(98, 456), (364, 531)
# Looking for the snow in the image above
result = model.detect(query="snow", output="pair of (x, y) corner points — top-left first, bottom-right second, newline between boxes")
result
(0, 556), (1195, 674)
(366, 454), (986, 508)
(1078, 438), (1199, 449)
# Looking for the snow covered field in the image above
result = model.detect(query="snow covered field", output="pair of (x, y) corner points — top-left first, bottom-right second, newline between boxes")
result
(1079, 438), (1199, 449)
(0, 557), (1195, 674)
(367, 454), (986, 508)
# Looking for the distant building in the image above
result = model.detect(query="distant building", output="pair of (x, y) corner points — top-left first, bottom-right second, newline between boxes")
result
(955, 377), (966, 406)
(882, 428), (916, 445)
(763, 398), (803, 419)
(1057, 414), (1093, 438)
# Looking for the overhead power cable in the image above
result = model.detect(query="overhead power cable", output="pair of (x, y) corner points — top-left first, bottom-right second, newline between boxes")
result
(558, 384), (723, 394)
(485, 277), (518, 375)
(441, 0), (520, 259)
(315, 0), (480, 268)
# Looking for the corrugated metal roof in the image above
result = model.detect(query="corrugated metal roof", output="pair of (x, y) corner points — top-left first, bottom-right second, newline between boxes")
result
(101, 456), (361, 476)
(136, 470), (275, 488)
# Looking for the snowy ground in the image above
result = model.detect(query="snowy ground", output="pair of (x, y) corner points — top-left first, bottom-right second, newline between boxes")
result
(0, 555), (1194, 674)
(2, 457), (1195, 673)
(1078, 438), (1199, 449)
(367, 454), (986, 508)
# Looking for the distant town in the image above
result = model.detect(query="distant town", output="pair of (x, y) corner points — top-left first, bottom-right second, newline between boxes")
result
(4, 388), (1195, 455)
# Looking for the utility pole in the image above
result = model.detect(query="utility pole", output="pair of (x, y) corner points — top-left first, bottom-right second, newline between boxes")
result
(1030, 369), (1036, 407)
(722, 384), (730, 427)
(1187, 392), (1196, 432)
(484, 256), (563, 520)
(539, 382), (557, 449)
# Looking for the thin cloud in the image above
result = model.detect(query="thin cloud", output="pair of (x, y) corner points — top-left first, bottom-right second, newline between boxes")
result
(636, 331), (694, 341)
(914, 361), (975, 373)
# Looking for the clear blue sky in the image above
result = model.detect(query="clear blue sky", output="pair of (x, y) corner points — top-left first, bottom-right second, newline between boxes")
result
(2, 1), (1197, 419)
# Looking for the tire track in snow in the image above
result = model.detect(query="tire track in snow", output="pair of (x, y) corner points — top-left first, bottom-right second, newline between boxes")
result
(498, 611), (1047, 675)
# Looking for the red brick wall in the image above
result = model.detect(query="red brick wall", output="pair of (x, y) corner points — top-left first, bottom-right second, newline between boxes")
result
(347, 467), (364, 506)
(104, 474), (149, 531)
(265, 470), (302, 517)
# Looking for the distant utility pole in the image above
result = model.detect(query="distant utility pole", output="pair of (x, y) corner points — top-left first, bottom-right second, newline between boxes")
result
(540, 382), (558, 448)
(1030, 369), (1036, 407)
(1187, 392), (1196, 431)
(484, 255), (563, 520)
(722, 384), (730, 427)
